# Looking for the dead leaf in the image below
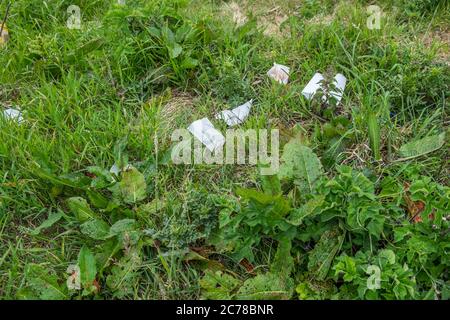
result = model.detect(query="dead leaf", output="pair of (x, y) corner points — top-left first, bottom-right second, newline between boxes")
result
(239, 258), (255, 273)
(403, 182), (425, 223)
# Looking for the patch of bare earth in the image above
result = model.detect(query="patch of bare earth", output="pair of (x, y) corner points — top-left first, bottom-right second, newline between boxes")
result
(220, 1), (248, 27)
(220, 1), (290, 38)
(260, 6), (289, 37)
(159, 91), (196, 134)
(422, 27), (450, 65)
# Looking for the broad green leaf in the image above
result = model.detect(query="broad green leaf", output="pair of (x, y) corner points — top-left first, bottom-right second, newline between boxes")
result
(307, 227), (344, 281)
(378, 249), (396, 265)
(96, 238), (121, 274)
(181, 56), (198, 69)
(32, 166), (87, 190)
(77, 246), (97, 291)
(109, 219), (136, 236)
(168, 43), (183, 59)
(67, 197), (97, 222)
(287, 195), (325, 226)
(271, 238), (294, 278)
(236, 272), (293, 300)
(398, 132), (445, 160)
(86, 189), (109, 209)
(66, 38), (105, 63)
(236, 187), (279, 204)
(279, 139), (323, 194)
(115, 166), (147, 204)
(26, 264), (68, 300)
(80, 219), (111, 240)
(199, 270), (241, 300)
(366, 214), (385, 238)
(30, 211), (63, 235)
(260, 174), (282, 195)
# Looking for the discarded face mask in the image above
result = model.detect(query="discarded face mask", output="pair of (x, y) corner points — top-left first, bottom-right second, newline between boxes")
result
(0, 24), (9, 45)
(2, 108), (23, 123)
(302, 72), (347, 104)
(216, 99), (253, 127)
(188, 117), (225, 152)
(267, 63), (290, 84)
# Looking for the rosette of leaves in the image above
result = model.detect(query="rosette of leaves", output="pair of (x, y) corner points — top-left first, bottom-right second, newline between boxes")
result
(333, 249), (416, 299)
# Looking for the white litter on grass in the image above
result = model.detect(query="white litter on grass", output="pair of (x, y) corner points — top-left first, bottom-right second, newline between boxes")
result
(188, 118), (225, 152)
(267, 63), (290, 84)
(2, 108), (23, 123)
(216, 99), (253, 127)
(301, 73), (325, 100)
(301, 72), (347, 103)
(329, 73), (347, 103)
(109, 163), (132, 176)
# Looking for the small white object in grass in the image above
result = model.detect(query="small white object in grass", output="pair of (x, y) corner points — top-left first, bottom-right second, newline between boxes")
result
(216, 99), (253, 126)
(301, 73), (325, 100)
(267, 63), (290, 84)
(188, 118), (225, 152)
(329, 73), (347, 103)
(109, 163), (132, 176)
(2, 108), (23, 123)
(302, 72), (347, 104)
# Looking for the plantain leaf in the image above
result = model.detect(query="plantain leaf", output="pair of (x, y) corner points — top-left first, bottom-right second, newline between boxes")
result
(32, 166), (87, 190)
(78, 246), (97, 292)
(398, 132), (445, 160)
(114, 166), (147, 204)
(65, 38), (105, 63)
(30, 211), (63, 235)
(25, 264), (68, 300)
(67, 197), (98, 222)
(80, 219), (111, 240)
(95, 238), (121, 275)
(109, 219), (136, 236)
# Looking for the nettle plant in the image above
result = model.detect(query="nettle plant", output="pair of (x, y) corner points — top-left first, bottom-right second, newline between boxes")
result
(201, 136), (450, 300)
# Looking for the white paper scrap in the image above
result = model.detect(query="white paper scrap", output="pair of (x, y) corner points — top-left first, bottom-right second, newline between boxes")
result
(267, 63), (290, 84)
(301, 73), (324, 100)
(329, 73), (347, 103)
(109, 164), (132, 176)
(2, 108), (23, 123)
(216, 99), (253, 127)
(302, 72), (347, 104)
(188, 118), (225, 152)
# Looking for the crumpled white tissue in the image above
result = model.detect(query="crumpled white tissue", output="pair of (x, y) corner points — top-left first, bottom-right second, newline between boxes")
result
(216, 99), (253, 127)
(188, 118), (225, 152)
(267, 63), (290, 84)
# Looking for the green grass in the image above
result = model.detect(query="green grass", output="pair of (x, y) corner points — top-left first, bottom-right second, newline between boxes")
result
(0, 0), (448, 299)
